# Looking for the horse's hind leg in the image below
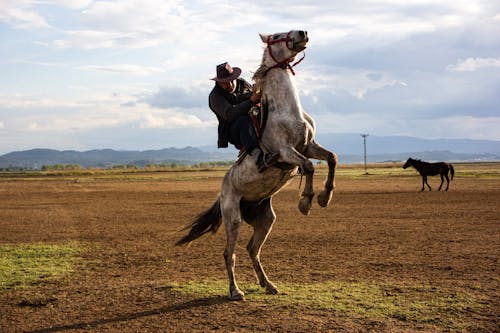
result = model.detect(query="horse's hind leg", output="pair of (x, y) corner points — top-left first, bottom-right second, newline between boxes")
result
(438, 174), (444, 191)
(304, 141), (337, 207)
(245, 198), (278, 294)
(444, 173), (450, 191)
(221, 193), (245, 301)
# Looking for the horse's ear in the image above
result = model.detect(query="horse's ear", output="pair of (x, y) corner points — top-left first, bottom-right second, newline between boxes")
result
(259, 33), (269, 43)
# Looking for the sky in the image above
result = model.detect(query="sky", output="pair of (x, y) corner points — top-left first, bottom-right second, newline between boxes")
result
(0, 0), (499, 154)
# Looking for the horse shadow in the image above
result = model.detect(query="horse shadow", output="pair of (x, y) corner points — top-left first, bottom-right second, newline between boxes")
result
(26, 296), (230, 333)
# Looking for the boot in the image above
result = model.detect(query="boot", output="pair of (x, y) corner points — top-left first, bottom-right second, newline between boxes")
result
(254, 149), (279, 172)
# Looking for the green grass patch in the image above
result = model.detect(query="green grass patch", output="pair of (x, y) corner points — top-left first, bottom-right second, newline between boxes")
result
(0, 242), (86, 291)
(313, 162), (500, 179)
(169, 279), (482, 330)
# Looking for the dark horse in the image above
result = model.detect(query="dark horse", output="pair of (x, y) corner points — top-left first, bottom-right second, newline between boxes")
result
(403, 157), (455, 191)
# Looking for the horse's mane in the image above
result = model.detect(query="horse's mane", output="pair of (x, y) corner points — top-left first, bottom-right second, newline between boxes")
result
(252, 64), (267, 83)
(253, 50), (273, 89)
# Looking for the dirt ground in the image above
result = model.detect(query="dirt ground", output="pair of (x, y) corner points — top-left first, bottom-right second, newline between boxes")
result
(0, 171), (499, 332)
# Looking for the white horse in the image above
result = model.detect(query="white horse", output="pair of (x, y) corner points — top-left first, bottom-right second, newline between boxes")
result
(177, 30), (338, 301)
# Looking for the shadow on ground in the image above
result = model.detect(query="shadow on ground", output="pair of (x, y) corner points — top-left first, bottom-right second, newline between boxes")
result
(27, 296), (229, 333)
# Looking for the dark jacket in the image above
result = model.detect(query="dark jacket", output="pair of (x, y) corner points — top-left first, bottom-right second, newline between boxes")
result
(209, 78), (254, 148)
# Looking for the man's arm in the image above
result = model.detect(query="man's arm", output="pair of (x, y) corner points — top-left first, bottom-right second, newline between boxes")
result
(209, 92), (254, 123)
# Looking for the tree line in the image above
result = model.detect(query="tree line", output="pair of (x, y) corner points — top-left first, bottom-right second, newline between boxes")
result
(0, 161), (235, 172)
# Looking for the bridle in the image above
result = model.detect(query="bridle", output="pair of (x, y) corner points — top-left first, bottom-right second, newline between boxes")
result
(265, 31), (305, 76)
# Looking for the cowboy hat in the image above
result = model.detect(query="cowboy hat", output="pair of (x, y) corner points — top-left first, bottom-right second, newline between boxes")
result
(211, 62), (241, 82)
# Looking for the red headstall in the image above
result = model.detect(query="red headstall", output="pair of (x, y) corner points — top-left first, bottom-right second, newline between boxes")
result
(265, 31), (305, 76)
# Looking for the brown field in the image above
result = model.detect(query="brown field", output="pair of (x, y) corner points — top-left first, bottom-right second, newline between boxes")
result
(0, 164), (499, 332)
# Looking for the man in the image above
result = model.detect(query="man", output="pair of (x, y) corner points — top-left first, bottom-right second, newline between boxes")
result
(209, 62), (279, 172)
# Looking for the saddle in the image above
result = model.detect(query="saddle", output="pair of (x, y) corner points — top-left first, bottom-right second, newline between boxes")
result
(235, 103), (295, 171)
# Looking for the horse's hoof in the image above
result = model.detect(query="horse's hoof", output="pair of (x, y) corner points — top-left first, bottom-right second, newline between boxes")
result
(299, 193), (313, 215)
(298, 200), (311, 216)
(230, 293), (245, 301)
(265, 282), (278, 294)
(266, 287), (278, 295)
(317, 190), (333, 207)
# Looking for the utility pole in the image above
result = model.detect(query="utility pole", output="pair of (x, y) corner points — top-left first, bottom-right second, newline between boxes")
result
(360, 133), (369, 175)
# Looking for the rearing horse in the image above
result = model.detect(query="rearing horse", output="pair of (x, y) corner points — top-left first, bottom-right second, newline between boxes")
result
(403, 157), (455, 191)
(177, 30), (338, 301)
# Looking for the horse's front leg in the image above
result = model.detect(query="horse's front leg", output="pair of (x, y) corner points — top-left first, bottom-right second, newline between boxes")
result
(304, 140), (338, 207)
(438, 174), (444, 191)
(220, 193), (245, 301)
(424, 176), (432, 191)
(279, 147), (315, 215)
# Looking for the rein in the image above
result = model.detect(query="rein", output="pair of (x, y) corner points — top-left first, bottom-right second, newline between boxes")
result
(265, 32), (305, 76)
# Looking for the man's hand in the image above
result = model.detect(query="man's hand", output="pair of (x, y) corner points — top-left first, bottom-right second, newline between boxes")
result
(250, 83), (261, 105)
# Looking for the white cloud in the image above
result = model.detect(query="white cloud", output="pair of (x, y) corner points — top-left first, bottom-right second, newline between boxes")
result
(48, 0), (94, 10)
(78, 64), (165, 76)
(138, 109), (211, 129)
(296, 67), (407, 100)
(447, 57), (500, 72)
(0, 95), (93, 109)
(0, 1), (50, 29)
(0, 93), (212, 133)
(313, 112), (500, 140)
(49, 0), (216, 49)
(52, 30), (121, 49)
(419, 116), (500, 140)
(438, 116), (500, 140)
(0, 121), (4, 129)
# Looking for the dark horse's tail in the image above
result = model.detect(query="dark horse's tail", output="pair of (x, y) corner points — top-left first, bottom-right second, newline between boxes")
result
(176, 196), (222, 246)
(449, 164), (455, 180)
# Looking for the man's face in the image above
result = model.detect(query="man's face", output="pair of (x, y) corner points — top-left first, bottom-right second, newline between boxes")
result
(219, 80), (236, 92)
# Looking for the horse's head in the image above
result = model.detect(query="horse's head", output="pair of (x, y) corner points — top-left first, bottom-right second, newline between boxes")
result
(403, 158), (414, 169)
(259, 30), (308, 68)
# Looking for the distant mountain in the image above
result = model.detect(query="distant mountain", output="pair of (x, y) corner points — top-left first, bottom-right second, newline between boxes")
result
(314, 133), (500, 155)
(0, 147), (235, 169)
(313, 133), (500, 163)
(338, 151), (499, 164)
(0, 134), (498, 169)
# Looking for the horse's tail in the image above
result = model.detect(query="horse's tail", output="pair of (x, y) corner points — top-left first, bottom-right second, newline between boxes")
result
(176, 196), (222, 246)
(449, 164), (455, 180)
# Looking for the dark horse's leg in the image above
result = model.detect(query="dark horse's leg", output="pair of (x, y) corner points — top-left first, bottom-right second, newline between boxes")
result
(425, 176), (432, 191)
(438, 174), (445, 191)
(444, 172), (450, 191)
(242, 198), (278, 294)
(422, 175), (432, 191)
